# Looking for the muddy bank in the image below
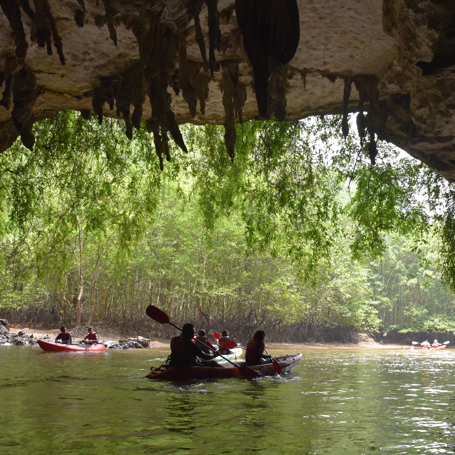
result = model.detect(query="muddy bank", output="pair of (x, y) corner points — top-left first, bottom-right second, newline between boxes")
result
(8, 324), (408, 350)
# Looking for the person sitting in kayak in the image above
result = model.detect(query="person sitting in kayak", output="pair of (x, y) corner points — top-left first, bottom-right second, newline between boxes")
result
(421, 340), (431, 348)
(218, 330), (233, 354)
(245, 330), (272, 365)
(170, 323), (219, 367)
(433, 339), (441, 348)
(82, 327), (98, 345)
(194, 329), (215, 354)
(55, 326), (72, 344)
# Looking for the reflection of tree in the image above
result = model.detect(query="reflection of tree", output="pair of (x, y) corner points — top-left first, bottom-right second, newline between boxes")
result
(164, 391), (198, 434)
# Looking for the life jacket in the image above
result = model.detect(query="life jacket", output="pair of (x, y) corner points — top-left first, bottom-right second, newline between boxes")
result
(87, 332), (97, 340)
(60, 332), (71, 342)
(218, 336), (231, 354)
(195, 336), (213, 353)
(218, 336), (230, 347)
(170, 337), (199, 366)
(245, 339), (264, 364)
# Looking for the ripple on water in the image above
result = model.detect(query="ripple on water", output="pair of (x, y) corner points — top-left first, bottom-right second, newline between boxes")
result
(1, 346), (455, 454)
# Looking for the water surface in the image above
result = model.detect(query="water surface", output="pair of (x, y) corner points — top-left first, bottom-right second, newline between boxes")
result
(1, 345), (454, 454)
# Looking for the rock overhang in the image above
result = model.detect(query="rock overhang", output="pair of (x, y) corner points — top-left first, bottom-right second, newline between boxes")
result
(0, 0), (455, 180)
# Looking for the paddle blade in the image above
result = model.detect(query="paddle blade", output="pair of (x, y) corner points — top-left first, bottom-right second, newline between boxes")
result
(146, 305), (170, 324)
(411, 341), (419, 345)
(222, 340), (238, 349)
(444, 341), (450, 344)
(213, 332), (221, 340)
(238, 366), (261, 379)
(272, 358), (282, 374)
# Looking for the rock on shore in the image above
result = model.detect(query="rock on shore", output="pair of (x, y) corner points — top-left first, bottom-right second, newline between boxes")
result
(0, 320), (151, 349)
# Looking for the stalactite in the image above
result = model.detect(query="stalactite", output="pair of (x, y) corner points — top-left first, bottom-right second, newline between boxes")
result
(205, 0), (221, 77)
(221, 61), (247, 161)
(91, 62), (145, 138)
(178, 36), (198, 118)
(0, 57), (19, 110)
(0, 0), (28, 63)
(132, 6), (188, 161)
(269, 61), (288, 122)
(356, 112), (367, 147)
(353, 76), (380, 164)
(342, 76), (351, 138)
(101, 0), (118, 47)
(11, 66), (40, 150)
(193, 13), (209, 72)
(74, 9), (85, 27)
(33, 0), (65, 65)
(235, 0), (300, 119)
(18, 0), (35, 20)
(189, 62), (210, 116)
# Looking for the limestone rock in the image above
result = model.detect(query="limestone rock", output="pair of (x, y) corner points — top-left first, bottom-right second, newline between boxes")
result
(0, 319), (10, 331)
(0, 1), (455, 180)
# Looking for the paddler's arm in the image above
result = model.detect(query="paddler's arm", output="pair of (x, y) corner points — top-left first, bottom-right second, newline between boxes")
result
(190, 342), (218, 360)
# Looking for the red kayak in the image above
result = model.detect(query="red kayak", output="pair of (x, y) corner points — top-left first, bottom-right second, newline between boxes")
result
(422, 345), (446, 351)
(38, 340), (106, 352)
(146, 353), (302, 380)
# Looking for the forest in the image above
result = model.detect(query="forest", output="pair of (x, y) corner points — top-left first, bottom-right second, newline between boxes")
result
(0, 111), (455, 344)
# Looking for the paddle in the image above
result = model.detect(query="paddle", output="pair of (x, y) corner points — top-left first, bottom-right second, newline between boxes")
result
(221, 340), (238, 350)
(264, 347), (282, 374)
(146, 305), (260, 379)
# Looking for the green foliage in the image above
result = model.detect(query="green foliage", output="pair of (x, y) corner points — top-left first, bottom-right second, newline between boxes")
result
(1, 111), (455, 336)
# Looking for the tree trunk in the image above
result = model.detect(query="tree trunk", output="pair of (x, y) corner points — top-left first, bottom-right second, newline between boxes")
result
(76, 221), (83, 327)
(87, 277), (96, 326)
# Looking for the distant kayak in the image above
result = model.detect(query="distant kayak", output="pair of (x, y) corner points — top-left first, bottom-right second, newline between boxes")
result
(38, 340), (106, 352)
(213, 345), (243, 363)
(147, 353), (302, 380)
(422, 345), (446, 351)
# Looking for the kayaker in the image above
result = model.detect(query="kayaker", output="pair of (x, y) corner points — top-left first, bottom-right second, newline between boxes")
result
(82, 327), (99, 345)
(245, 330), (272, 365)
(55, 326), (72, 344)
(194, 329), (215, 354)
(421, 340), (431, 348)
(218, 330), (232, 354)
(170, 323), (219, 366)
(433, 339), (440, 348)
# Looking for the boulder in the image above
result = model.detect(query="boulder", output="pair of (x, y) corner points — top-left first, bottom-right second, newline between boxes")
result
(0, 319), (10, 331)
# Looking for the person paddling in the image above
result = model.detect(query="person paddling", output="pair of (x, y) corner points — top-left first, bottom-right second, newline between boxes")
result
(432, 339), (441, 348)
(55, 326), (72, 344)
(194, 329), (215, 354)
(218, 330), (233, 354)
(82, 327), (99, 345)
(245, 330), (272, 365)
(170, 323), (219, 367)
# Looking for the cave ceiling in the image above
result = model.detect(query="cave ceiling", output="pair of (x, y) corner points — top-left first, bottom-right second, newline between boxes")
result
(1, 0), (455, 180)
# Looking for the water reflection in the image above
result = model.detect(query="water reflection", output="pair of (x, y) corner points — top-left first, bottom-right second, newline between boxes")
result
(1, 346), (455, 454)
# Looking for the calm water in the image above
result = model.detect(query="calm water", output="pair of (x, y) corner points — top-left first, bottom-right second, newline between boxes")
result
(1, 345), (455, 454)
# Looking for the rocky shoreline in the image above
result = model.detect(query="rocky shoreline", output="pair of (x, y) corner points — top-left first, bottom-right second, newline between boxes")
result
(0, 319), (152, 350)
